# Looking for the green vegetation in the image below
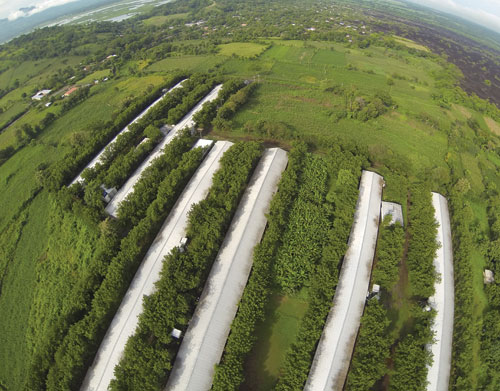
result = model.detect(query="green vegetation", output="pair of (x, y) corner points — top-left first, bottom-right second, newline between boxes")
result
(110, 142), (262, 391)
(0, 0), (500, 389)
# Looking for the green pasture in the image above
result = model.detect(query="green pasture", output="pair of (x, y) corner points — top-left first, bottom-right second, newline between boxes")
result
(218, 42), (268, 58)
(243, 290), (309, 390)
(0, 192), (51, 391)
(143, 13), (189, 26)
(78, 69), (111, 84)
(146, 55), (225, 73)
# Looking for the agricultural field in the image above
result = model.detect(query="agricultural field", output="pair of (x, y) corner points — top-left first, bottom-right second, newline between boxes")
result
(0, 0), (499, 390)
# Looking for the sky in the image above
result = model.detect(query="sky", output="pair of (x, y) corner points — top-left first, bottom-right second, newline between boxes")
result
(405, 0), (500, 33)
(0, 0), (79, 21)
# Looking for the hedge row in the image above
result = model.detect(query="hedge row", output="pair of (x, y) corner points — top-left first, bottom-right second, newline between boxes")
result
(406, 185), (439, 299)
(345, 300), (391, 390)
(372, 217), (405, 291)
(44, 145), (208, 391)
(274, 154), (330, 293)
(193, 79), (247, 129)
(212, 82), (257, 132)
(117, 130), (196, 228)
(275, 153), (362, 390)
(389, 305), (435, 391)
(109, 142), (263, 391)
(212, 143), (308, 390)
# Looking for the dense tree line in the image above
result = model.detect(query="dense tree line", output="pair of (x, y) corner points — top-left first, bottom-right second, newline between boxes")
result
(212, 143), (308, 390)
(43, 145), (208, 391)
(273, 154), (330, 293)
(447, 190), (475, 391)
(345, 300), (391, 390)
(406, 185), (438, 299)
(212, 82), (257, 132)
(372, 217), (405, 291)
(276, 150), (364, 390)
(117, 131), (196, 228)
(109, 142), (262, 391)
(389, 305), (435, 391)
(193, 78), (246, 129)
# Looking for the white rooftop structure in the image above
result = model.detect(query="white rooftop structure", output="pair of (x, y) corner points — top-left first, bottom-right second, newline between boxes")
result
(426, 192), (454, 391)
(381, 201), (404, 226)
(484, 269), (495, 284)
(80, 140), (232, 391)
(305, 170), (384, 391)
(32, 89), (51, 100)
(166, 148), (288, 391)
(105, 84), (223, 217)
(70, 79), (186, 186)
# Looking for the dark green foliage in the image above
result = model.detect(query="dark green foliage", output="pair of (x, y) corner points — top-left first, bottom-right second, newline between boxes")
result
(406, 185), (438, 299)
(345, 300), (391, 391)
(44, 146), (207, 391)
(117, 131), (195, 228)
(372, 218), (405, 291)
(389, 306), (435, 391)
(447, 192), (476, 391)
(276, 151), (363, 390)
(212, 83), (257, 130)
(212, 143), (307, 390)
(274, 154), (330, 293)
(109, 142), (262, 391)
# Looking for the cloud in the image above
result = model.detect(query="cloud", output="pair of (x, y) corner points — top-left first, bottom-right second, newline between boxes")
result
(4, 0), (79, 21)
(406, 0), (500, 33)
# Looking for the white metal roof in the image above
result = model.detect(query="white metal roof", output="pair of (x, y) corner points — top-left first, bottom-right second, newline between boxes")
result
(304, 170), (384, 391)
(69, 79), (186, 186)
(80, 140), (233, 391)
(166, 148), (288, 391)
(381, 201), (404, 226)
(426, 193), (454, 391)
(106, 84), (223, 217)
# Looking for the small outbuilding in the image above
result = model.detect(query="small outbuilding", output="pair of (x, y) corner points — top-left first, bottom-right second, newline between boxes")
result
(171, 328), (182, 339)
(484, 269), (495, 284)
(381, 201), (404, 226)
(100, 185), (117, 204)
(32, 89), (51, 100)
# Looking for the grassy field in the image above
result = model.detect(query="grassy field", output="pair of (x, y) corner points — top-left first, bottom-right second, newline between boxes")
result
(143, 13), (189, 26)
(393, 36), (430, 52)
(0, 192), (51, 390)
(146, 55), (225, 73)
(218, 42), (269, 58)
(243, 289), (309, 390)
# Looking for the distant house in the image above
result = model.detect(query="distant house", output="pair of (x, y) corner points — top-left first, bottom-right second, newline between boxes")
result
(63, 87), (79, 98)
(32, 89), (51, 101)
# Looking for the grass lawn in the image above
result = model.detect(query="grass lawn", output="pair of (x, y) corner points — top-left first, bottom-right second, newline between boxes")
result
(393, 36), (430, 52)
(0, 192), (51, 391)
(218, 42), (269, 58)
(143, 13), (189, 26)
(146, 55), (225, 73)
(243, 289), (309, 390)
(78, 69), (111, 84)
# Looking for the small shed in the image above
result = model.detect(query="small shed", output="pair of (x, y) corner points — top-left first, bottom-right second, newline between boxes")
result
(484, 269), (495, 284)
(171, 328), (182, 339)
(100, 185), (117, 204)
(32, 89), (51, 100)
(381, 201), (404, 226)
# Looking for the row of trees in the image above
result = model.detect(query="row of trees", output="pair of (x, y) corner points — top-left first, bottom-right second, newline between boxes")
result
(344, 214), (405, 390)
(273, 154), (330, 293)
(117, 131), (196, 228)
(42, 145), (208, 390)
(212, 143), (308, 390)
(345, 300), (391, 390)
(406, 185), (439, 299)
(212, 82), (257, 132)
(372, 217), (405, 290)
(193, 78), (246, 129)
(276, 150), (363, 390)
(109, 142), (263, 391)
(445, 190), (475, 391)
